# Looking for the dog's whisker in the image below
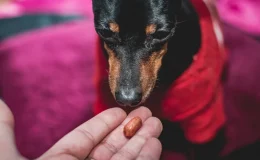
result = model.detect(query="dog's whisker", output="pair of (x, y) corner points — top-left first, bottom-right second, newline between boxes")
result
(176, 20), (188, 25)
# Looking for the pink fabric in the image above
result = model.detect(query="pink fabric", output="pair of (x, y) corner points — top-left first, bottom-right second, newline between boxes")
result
(0, 19), (97, 159)
(0, 0), (93, 19)
(217, 0), (260, 35)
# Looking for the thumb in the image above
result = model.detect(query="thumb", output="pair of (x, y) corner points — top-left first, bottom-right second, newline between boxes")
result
(37, 107), (127, 160)
(0, 100), (26, 160)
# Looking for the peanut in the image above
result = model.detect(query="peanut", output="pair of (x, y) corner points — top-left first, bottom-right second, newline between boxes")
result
(123, 116), (142, 138)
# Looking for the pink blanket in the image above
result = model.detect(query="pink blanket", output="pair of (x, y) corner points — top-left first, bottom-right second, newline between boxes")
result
(217, 0), (260, 35)
(0, 0), (93, 19)
(0, 19), (97, 158)
(0, 1), (96, 158)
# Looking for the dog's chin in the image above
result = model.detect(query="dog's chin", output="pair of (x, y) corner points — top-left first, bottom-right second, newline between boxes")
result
(116, 102), (143, 108)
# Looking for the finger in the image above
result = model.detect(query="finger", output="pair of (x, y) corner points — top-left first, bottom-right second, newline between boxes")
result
(89, 106), (153, 160)
(109, 117), (162, 160)
(38, 107), (126, 160)
(0, 100), (14, 127)
(136, 117), (162, 138)
(136, 138), (162, 160)
(0, 100), (23, 159)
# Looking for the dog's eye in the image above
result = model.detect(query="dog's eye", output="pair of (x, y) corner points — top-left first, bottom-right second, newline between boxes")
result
(152, 31), (170, 40)
(97, 29), (114, 39)
(97, 28), (121, 43)
(145, 30), (171, 48)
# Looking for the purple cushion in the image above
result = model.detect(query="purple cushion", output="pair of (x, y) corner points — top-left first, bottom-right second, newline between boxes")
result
(222, 24), (260, 155)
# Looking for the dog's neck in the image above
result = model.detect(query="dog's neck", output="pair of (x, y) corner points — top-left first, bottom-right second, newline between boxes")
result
(157, 1), (201, 85)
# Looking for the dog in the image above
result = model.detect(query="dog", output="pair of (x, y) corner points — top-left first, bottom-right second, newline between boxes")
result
(92, 0), (201, 106)
(92, 0), (227, 158)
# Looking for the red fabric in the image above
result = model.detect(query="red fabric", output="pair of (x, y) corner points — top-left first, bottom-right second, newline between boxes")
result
(161, 0), (227, 143)
(94, 0), (227, 144)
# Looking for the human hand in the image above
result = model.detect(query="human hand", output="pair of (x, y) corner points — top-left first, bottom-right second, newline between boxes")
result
(0, 100), (163, 160)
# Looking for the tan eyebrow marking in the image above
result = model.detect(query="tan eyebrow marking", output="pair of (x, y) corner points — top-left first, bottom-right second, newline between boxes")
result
(109, 22), (120, 33)
(145, 24), (157, 35)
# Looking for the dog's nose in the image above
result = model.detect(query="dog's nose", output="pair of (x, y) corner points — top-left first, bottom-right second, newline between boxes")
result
(115, 88), (142, 106)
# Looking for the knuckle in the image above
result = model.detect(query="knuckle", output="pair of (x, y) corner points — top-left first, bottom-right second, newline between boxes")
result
(75, 128), (96, 147)
(100, 139), (119, 154)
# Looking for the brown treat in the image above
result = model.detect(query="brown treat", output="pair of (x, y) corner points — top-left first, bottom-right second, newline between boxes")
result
(123, 117), (142, 138)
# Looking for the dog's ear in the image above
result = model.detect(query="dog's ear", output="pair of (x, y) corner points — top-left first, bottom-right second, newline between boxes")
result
(92, 0), (101, 15)
(177, 0), (199, 20)
(166, 0), (182, 21)
(171, 0), (182, 13)
(92, 0), (103, 27)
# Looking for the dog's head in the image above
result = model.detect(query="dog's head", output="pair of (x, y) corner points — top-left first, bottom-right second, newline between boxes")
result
(93, 0), (181, 107)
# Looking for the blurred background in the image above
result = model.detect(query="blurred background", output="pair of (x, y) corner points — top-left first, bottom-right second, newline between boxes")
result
(0, 0), (259, 159)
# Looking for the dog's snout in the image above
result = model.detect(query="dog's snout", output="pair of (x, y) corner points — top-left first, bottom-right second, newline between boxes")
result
(115, 88), (142, 107)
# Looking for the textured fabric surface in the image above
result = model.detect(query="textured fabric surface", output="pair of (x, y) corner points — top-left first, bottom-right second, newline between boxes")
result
(162, 0), (226, 143)
(0, 19), (96, 159)
(160, 23), (260, 159)
(221, 23), (260, 156)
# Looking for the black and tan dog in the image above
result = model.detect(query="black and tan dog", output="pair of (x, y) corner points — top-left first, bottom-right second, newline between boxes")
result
(92, 0), (226, 159)
(92, 0), (201, 106)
